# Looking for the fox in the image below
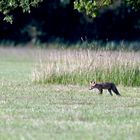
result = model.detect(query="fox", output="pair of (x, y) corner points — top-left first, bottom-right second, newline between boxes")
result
(89, 81), (121, 96)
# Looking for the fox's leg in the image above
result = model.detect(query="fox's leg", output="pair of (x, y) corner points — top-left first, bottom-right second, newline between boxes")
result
(108, 89), (113, 96)
(98, 89), (103, 94)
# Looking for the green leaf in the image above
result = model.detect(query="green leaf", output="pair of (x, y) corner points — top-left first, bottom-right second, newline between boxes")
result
(3, 15), (13, 24)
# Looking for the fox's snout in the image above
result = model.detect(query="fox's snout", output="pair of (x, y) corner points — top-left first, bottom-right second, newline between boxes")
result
(89, 85), (95, 90)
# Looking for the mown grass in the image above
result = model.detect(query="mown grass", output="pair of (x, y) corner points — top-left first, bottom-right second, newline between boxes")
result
(0, 47), (140, 140)
(32, 49), (140, 86)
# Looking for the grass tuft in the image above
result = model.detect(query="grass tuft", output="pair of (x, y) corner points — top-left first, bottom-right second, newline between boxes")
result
(32, 49), (140, 86)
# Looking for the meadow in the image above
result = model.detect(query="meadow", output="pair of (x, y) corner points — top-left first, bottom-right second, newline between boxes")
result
(0, 47), (140, 140)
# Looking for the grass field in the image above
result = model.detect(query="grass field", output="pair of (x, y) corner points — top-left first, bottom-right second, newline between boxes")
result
(0, 47), (140, 140)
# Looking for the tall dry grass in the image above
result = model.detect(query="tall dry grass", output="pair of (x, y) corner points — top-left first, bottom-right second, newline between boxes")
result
(32, 49), (140, 86)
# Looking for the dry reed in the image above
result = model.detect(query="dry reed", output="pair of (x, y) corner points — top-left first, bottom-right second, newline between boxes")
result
(32, 49), (140, 86)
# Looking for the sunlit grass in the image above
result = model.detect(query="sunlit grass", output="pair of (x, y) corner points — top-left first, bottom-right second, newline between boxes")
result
(0, 82), (140, 140)
(0, 47), (140, 140)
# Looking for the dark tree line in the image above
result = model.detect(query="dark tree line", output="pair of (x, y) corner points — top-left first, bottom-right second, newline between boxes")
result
(0, 0), (140, 44)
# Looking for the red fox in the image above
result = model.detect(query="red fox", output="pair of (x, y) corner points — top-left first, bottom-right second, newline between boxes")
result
(89, 81), (121, 96)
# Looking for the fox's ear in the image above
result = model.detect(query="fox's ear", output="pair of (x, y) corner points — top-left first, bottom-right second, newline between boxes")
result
(90, 81), (96, 84)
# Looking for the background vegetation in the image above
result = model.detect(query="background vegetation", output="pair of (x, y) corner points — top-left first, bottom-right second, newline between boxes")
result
(32, 48), (140, 86)
(0, 0), (140, 45)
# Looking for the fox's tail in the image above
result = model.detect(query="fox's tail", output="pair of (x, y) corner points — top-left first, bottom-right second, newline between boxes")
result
(112, 85), (121, 96)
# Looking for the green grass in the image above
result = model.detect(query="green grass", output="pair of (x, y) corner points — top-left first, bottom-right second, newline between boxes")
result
(0, 47), (140, 140)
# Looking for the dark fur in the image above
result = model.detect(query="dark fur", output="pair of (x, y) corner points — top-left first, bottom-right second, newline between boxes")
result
(89, 82), (121, 96)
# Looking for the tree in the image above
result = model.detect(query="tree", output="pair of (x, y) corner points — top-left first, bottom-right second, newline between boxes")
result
(0, 0), (43, 23)
(74, 0), (140, 18)
(1, 0), (140, 23)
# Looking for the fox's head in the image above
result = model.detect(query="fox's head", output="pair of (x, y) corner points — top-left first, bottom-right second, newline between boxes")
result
(89, 81), (97, 90)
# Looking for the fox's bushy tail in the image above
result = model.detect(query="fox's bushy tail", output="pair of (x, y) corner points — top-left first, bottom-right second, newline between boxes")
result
(112, 85), (121, 96)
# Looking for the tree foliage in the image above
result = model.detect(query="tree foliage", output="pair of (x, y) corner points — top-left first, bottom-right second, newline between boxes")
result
(0, 0), (140, 43)
(74, 0), (140, 17)
(1, 0), (140, 23)
(0, 0), (43, 23)
(74, 0), (113, 17)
